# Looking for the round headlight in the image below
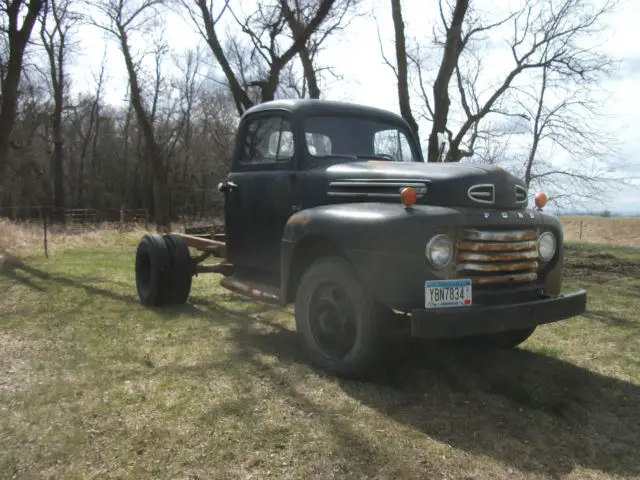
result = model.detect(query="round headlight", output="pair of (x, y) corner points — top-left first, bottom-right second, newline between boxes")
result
(426, 234), (453, 268)
(538, 232), (556, 262)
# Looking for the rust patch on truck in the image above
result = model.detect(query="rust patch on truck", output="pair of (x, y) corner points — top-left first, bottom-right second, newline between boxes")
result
(287, 215), (311, 225)
(457, 240), (537, 252)
(471, 272), (538, 285)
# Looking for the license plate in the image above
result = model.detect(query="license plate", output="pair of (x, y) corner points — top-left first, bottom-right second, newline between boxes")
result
(425, 279), (472, 309)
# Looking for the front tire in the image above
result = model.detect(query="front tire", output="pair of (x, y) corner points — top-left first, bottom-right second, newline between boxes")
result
(294, 256), (385, 378)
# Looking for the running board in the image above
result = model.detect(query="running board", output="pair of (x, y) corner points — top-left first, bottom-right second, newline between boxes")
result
(219, 276), (282, 306)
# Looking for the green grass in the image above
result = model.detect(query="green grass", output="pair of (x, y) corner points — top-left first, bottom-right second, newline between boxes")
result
(1, 237), (639, 479)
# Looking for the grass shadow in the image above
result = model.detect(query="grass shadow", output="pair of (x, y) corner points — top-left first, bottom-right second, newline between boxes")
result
(584, 309), (640, 331)
(0, 259), (158, 317)
(227, 319), (640, 478)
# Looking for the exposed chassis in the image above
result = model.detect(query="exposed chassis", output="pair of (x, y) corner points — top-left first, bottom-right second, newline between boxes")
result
(175, 231), (282, 306)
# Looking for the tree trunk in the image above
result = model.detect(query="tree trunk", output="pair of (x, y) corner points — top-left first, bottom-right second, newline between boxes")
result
(390, 0), (419, 141)
(428, 0), (469, 163)
(0, 0), (45, 178)
(117, 26), (170, 230)
(299, 47), (320, 99)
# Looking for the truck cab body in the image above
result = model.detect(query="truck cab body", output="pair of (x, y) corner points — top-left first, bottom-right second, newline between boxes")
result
(137, 99), (587, 378)
(220, 99), (424, 276)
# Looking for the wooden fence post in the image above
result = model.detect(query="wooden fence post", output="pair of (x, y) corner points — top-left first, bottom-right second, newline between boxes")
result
(579, 220), (583, 240)
(43, 209), (49, 259)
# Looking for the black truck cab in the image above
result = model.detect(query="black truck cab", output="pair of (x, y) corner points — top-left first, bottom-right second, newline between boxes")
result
(220, 99), (424, 274)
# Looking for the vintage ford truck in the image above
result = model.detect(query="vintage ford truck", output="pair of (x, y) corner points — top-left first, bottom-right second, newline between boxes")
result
(134, 99), (587, 377)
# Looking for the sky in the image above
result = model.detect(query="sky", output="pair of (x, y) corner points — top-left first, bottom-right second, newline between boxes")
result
(62, 0), (640, 215)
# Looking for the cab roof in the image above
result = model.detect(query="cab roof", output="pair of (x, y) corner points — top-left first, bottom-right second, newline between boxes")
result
(242, 99), (408, 126)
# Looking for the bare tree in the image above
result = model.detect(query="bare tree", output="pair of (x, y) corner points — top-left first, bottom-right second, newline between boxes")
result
(39, 0), (77, 212)
(173, 46), (202, 214)
(281, 0), (361, 100)
(393, 0), (616, 166)
(513, 60), (624, 208)
(76, 50), (106, 206)
(456, 0), (613, 163)
(0, 0), (46, 179)
(183, 0), (337, 116)
(89, 0), (171, 230)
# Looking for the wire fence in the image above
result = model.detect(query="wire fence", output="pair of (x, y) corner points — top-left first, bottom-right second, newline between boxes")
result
(0, 205), (225, 258)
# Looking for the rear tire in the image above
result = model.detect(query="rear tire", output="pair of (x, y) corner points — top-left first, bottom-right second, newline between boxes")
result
(163, 234), (193, 304)
(294, 256), (385, 378)
(135, 234), (171, 306)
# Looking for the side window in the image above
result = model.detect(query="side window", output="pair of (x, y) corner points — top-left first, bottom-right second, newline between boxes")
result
(374, 129), (415, 162)
(305, 133), (332, 156)
(399, 132), (414, 162)
(239, 116), (294, 164)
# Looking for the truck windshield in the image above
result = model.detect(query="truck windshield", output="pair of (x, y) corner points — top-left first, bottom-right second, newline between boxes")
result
(302, 115), (420, 162)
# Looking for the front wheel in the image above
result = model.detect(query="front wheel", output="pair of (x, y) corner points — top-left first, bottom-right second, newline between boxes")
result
(294, 256), (385, 378)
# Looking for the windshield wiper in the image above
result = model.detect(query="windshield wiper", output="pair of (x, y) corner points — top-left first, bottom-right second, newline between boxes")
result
(311, 153), (395, 160)
(353, 154), (395, 161)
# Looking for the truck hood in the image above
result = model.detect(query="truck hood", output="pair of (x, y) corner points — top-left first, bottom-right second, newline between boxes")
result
(324, 161), (529, 209)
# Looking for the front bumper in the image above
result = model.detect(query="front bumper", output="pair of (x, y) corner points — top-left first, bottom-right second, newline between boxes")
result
(410, 289), (587, 339)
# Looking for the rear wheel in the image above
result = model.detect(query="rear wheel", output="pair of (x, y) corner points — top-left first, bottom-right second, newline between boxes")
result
(294, 256), (385, 378)
(163, 234), (193, 304)
(135, 234), (171, 306)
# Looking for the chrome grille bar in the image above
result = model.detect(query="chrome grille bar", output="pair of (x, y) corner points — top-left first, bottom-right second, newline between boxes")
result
(459, 229), (537, 242)
(457, 251), (538, 262)
(457, 260), (538, 272)
(457, 240), (537, 252)
(456, 229), (539, 286)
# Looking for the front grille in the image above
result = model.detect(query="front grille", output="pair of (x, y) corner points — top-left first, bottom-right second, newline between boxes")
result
(456, 229), (539, 286)
(515, 185), (527, 204)
(467, 184), (495, 204)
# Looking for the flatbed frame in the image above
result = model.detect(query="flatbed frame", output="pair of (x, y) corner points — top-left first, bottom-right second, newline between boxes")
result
(170, 231), (282, 306)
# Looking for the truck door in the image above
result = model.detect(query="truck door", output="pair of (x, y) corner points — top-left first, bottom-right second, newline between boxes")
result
(221, 112), (298, 273)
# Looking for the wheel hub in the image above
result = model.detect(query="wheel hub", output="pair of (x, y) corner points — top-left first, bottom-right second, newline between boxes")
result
(309, 282), (357, 358)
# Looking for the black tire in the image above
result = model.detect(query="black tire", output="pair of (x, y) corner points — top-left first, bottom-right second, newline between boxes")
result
(294, 256), (385, 378)
(466, 326), (537, 350)
(135, 233), (172, 306)
(163, 234), (193, 304)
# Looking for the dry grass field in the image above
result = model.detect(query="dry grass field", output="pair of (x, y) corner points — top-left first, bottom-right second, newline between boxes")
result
(561, 215), (640, 247)
(1, 219), (639, 479)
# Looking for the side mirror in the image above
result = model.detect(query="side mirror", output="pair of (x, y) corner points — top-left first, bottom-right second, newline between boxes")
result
(218, 181), (238, 193)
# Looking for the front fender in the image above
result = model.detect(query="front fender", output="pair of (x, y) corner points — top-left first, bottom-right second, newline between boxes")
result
(280, 202), (458, 309)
